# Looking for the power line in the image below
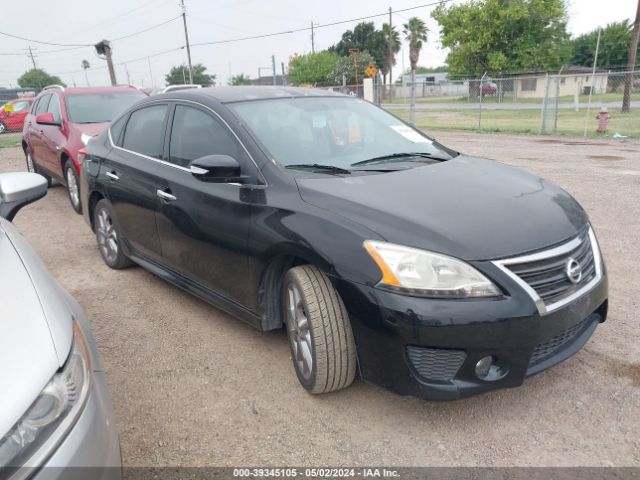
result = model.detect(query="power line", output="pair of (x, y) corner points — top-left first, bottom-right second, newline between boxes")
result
(0, 16), (183, 55)
(0, 30), (92, 47)
(112, 16), (181, 42)
(191, 0), (453, 48)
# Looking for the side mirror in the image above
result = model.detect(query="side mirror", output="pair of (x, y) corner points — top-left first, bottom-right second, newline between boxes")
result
(0, 172), (48, 221)
(189, 155), (246, 183)
(35, 112), (60, 127)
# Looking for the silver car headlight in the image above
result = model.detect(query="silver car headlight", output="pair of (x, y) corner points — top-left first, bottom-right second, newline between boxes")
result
(364, 240), (501, 298)
(0, 321), (91, 468)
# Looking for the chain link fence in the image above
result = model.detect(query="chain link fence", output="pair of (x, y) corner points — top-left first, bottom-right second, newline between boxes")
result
(1, 71), (638, 153)
(379, 70), (640, 138)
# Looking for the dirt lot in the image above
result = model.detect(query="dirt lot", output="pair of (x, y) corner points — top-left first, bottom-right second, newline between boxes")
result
(1, 131), (639, 467)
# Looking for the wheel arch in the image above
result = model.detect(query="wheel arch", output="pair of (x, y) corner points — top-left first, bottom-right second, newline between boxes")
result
(87, 190), (106, 232)
(257, 247), (334, 331)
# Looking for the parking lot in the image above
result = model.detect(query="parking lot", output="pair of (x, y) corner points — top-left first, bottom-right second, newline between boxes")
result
(1, 131), (639, 467)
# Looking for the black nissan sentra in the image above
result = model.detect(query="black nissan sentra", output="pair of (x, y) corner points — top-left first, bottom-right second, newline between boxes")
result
(79, 87), (607, 400)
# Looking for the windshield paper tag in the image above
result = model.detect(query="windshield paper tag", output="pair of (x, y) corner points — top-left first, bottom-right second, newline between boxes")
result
(391, 125), (430, 143)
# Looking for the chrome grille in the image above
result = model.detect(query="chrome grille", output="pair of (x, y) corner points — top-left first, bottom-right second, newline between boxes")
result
(494, 228), (602, 315)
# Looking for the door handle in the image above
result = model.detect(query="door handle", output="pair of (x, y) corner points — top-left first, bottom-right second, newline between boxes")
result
(106, 171), (119, 181)
(157, 189), (177, 202)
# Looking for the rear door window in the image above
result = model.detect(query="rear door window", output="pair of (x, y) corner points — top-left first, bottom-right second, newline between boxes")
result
(121, 104), (168, 159)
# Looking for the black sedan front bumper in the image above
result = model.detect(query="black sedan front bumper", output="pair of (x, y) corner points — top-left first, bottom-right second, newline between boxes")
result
(333, 271), (608, 401)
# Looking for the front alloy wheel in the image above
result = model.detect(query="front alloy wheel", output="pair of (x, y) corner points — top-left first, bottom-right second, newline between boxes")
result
(25, 150), (36, 173)
(65, 163), (82, 213)
(94, 199), (132, 269)
(283, 265), (357, 394)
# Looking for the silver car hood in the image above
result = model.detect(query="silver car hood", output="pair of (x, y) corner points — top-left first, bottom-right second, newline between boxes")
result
(0, 219), (72, 438)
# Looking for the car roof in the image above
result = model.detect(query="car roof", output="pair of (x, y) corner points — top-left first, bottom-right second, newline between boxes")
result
(9, 97), (35, 102)
(41, 86), (144, 96)
(153, 86), (347, 104)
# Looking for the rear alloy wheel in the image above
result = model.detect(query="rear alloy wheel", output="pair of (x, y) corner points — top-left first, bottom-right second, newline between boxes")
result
(283, 265), (357, 394)
(0, 122), (6, 134)
(65, 162), (82, 214)
(94, 199), (132, 269)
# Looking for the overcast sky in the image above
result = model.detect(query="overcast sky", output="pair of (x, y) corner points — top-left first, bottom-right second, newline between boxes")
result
(0, 0), (637, 88)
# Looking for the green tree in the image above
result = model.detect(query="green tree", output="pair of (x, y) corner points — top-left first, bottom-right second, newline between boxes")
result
(432, 0), (570, 76)
(381, 23), (401, 85)
(329, 22), (387, 69)
(165, 63), (216, 86)
(228, 73), (251, 86)
(403, 17), (428, 123)
(288, 51), (339, 86)
(569, 20), (638, 69)
(328, 52), (376, 85)
(17, 69), (65, 89)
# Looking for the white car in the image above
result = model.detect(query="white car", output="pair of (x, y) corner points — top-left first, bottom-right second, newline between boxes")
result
(0, 173), (121, 478)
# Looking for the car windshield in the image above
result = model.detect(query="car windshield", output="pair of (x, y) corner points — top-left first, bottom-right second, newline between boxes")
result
(65, 92), (146, 124)
(229, 97), (455, 170)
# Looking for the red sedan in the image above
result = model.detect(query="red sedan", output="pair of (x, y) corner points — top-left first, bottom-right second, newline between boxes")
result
(0, 97), (35, 134)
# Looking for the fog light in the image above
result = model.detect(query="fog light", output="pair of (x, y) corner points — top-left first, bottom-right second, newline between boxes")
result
(475, 355), (508, 381)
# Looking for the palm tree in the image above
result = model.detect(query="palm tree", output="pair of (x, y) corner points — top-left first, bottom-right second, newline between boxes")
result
(403, 17), (428, 124)
(381, 23), (401, 86)
(81, 59), (91, 86)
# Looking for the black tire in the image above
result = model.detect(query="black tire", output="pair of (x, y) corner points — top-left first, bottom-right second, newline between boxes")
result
(282, 265), (357, 394)
(24, 147), (52, 186)
(64, 161), (82, 214)
(94, 199), (133, 269)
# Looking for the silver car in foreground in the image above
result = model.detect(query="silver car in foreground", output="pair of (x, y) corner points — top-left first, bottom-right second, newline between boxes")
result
(0, 173), (121, 479)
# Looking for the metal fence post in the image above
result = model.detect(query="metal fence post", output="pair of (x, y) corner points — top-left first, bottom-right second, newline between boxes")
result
(478, 72), (487, 132)
(539, 73), (551, 134)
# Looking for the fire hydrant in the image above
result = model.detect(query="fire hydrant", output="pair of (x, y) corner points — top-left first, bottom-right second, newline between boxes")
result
(596, 107), (610, 133)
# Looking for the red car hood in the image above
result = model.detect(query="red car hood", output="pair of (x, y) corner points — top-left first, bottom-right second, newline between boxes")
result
(73, 122), (109, 136)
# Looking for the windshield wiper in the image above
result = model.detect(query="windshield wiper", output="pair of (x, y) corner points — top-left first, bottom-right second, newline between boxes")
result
(351, 152), (449, 167)
(285, 163), (351, 174)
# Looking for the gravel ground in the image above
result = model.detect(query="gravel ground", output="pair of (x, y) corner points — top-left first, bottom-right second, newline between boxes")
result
(1, 131), (639, 467)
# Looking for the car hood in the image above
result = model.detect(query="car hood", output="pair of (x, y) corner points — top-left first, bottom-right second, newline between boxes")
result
(296, 156), (588, 260)
(0, 220), (72, 438)
(72, 122), (108, 136)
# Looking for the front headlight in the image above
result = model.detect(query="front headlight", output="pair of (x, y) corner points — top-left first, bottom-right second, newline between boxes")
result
(364, 240), (501, 298)
(0, 321), (91, 468)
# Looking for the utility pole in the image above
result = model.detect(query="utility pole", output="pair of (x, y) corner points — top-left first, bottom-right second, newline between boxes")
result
(124, 63), (131, 85)
(281, 62), (287, 86)
(271, 55), (277, 85)
(95, 40), (117, 86)
(147, 57), (154, 87)
(311, 21), (315, 54)
(349, 48), (359, 95)
(180, 0), (194, 84)
(26, 45), (37, 69)
(388, 7), (393, 86)
(622, 0), (640, 112)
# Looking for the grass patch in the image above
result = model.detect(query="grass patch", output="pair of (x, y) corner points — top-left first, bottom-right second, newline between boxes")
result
(391, 107), (640, 138)
(0, 135), (21, 149)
